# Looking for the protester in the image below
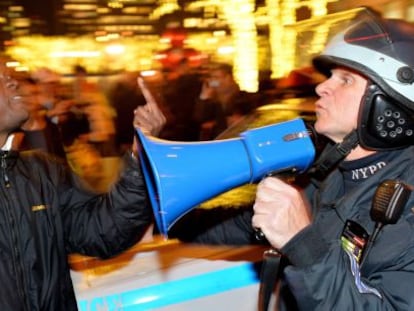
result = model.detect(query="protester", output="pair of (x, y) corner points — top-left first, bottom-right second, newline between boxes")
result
(161, 57), (204, 141)
(6, 71), (60, 155)
(71, 65), (116, 151)
(16, 68), (69, 161)
(135, 8), (414, 310)
(106, 71), (148, 154)
(0, 59), (153, 311)
(193, 62), (261, 140)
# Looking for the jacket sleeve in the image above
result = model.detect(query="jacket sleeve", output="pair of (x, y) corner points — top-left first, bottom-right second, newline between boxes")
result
(169, 175), (314, 246)
(280, 209), (414, 310)
(169, 205), (263, 246)
(60, 152), (153, 258)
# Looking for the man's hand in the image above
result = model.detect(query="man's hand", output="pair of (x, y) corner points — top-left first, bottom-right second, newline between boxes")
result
(199, 80), (215, 100)
(133, 77), (166, 137)
(46, 99), (74, 122)
(252, 177), (311, 249)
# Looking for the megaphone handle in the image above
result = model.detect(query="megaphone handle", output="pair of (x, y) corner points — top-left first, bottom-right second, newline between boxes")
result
(254, 169), (298, 242)
(254, 172), (294, 308)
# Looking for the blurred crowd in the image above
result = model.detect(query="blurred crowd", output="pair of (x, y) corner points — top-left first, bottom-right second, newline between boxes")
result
(13, 63), (118, 192)
(8, 55), (320, 193)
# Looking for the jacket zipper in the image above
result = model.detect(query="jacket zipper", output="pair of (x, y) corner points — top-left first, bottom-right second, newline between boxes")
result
(1, 153), (10, 187)
(0, 155), (30, 311)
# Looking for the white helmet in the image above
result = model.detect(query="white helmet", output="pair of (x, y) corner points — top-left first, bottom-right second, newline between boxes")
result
(313, 8), (414, 150)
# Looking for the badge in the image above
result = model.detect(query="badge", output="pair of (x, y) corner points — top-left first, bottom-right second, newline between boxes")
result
(341, 219), (369, 264)
(341, 219), (382, 298)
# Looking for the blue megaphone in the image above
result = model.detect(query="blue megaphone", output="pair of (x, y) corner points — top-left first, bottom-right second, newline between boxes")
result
(136, 118), (315, 236)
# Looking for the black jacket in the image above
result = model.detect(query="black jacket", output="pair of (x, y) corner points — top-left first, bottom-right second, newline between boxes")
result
(0, 150), (152, 311)
(171, 146), (414, 310)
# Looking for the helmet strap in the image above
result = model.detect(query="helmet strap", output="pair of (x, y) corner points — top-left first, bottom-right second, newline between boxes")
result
(308, 130), (359, 180)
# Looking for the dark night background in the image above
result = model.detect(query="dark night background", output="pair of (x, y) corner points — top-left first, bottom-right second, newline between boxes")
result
(20, 0), (64, 35)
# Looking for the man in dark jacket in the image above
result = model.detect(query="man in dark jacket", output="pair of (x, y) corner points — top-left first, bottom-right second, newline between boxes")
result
(193, 62), (261, 140)
(0, 59), (153, 310)
(136, 8), (414, 310)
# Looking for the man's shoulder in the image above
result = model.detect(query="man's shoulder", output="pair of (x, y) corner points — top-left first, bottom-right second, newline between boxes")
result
(395, 145), (414, 162)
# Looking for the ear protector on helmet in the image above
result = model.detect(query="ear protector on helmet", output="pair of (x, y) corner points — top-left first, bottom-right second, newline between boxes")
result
(358, 83), (414, 150)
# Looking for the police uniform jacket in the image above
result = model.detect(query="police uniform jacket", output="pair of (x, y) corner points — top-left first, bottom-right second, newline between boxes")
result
(171, 146), (414, 310)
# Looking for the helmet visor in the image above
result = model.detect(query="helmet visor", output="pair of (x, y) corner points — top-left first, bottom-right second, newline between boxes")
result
(292, 7), (414, 73)
(291, 7), (414, 108)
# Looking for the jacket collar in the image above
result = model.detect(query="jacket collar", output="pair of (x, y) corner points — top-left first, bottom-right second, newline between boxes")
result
(1, 134), (19, 169)
(1, 134), (14, 151)
(317, 146), (414, 219)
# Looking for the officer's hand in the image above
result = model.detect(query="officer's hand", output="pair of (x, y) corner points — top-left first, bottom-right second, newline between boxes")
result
(252, 177), (311, 249)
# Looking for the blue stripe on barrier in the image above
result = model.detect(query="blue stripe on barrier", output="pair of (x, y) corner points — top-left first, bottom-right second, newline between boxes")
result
(78, 262), (260, 310)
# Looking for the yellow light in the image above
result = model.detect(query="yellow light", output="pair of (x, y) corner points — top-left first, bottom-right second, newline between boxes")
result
(107, 1), (123, 9)
(105, 44), (125, 55)
(107, 33), (120, 40)
(6, 61), (20, 68)
(308, 0), (329, 55)
(279, 0), (298, 76)
(15, 66), (29, 72)
(50, 51), (101, 58)
(11, 18), (30, 28)
(267, 0), (331, 78)
(140, 70), (157, 77)
(150, 0), (180, 19)
(63, 4), (97, 10)
(266, 0), (282, 78)
(95, 36), (109, 42)
(183, 18), (200, 28)
(96, 7), (110, 14)
(9, 6), (24, 12)
(217, 45), (234, 54)
(9, 5), (23, 12)
(122, 7), (139, 14)
(4, 2), (335, 81)
(221, 0), (258, 92)
(206, 37), (218, 44)
(212, 30), (226, 37)
(159, 37), (171, 44)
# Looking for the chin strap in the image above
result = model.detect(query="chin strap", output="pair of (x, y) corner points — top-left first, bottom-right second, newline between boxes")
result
(308, 130), (360, 180)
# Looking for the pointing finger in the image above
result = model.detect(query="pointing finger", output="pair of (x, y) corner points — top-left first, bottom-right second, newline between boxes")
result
(137, 77), (157, 109)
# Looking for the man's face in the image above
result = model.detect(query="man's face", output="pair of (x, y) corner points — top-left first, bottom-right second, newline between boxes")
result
(0, 63), (31, 134)
(314, 67), (368, 143)
(208, 69), (231, 92)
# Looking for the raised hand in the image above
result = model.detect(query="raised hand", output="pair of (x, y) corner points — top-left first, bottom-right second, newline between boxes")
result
(133, 77), (166, 137)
